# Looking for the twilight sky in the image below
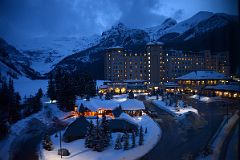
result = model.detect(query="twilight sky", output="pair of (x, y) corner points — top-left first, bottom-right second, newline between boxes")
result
(0, 0), (238, 44)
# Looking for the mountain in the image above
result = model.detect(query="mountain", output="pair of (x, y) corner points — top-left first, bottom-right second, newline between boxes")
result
(54, 11), (239, 78)
(0, 38), (42, 79)
(54, 23), (150, 78)
(14, 35), (100, 75)
(145, 18), (177, 41)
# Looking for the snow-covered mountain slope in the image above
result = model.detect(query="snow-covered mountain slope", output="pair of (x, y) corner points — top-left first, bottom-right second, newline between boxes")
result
(0, 38), (42, 79)
(14, 35), (100, 74)
(54, 23), (150, 78)
(100, 22), (149, 50)
(145, 18), (177, 41)
(165, 11), (214, 34)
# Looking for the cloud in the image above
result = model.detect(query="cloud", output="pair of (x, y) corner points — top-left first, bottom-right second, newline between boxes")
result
(116, 0), (166, 28)
(172, 9), (184, 21)
(0, 0), (238, 45)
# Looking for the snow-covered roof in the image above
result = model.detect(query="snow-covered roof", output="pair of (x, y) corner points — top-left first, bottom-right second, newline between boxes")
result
(99, 85), (108, 89)
(164, 82), (179, 86)
(77, 98), (145, 111)
(176, 71), (228, 80)
(77, 99), (119, 112)
(96, 80), (111, 88)
(146, 41), (164, 45)
(205, 84), (240, 92)
(120, 99), (145, 110)
(124, 80), (147, 83)
(107, 46), (124, 49)
(118, 113), (138, 125)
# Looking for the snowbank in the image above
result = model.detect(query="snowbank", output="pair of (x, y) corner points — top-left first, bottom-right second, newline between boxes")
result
(0, 98), (69, 160)
(41, 115), (161, 160)
(189, 95), (223, 103)
(153, 100), (198, 119)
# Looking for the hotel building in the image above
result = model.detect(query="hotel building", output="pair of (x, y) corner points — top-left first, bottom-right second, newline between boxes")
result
(104, 42), (230, 85)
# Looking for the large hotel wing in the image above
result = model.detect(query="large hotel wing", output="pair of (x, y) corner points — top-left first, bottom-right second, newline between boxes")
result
(104, 42), (230, 85)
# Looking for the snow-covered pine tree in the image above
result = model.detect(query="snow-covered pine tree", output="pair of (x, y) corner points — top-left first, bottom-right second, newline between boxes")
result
(93, 130), (104, 152)
(145, 127), (148, 134)
(42, 135), (53, 151)
(123, 132), (129, 150)
(128, 90), (134, 99)
(131, 131), (136, 148)
(101, 113), (111, 147)
(47, 73), (56, 102)
(79, 103), (85, 116)
(114, 134), (122, 150)
(105, 92), (111, 100)
(139, 126), (144, 145)
(85, 121), (94, 148)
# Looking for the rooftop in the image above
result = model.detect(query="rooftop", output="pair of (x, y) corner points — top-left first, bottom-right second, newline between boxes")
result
(77, 98), (145, 111)
(176, 71), (229, 80)
(146, 41), (164, 46)
(205, 84), (240, 92)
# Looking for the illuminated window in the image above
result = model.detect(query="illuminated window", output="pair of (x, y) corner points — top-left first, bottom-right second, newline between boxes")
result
(148, 52), (151, 55)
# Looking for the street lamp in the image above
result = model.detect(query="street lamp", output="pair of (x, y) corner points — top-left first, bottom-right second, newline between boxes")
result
(59, 130), (62, 159)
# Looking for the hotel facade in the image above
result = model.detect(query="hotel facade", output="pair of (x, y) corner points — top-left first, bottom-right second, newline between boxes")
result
(104, 42), (230, 85)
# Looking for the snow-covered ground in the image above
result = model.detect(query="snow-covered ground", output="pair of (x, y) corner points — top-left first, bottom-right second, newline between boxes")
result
(13, 76), (48, 98)
(41, 115), (161, 160)
(0, 98), (70, 160)
(189, 95), (223, 103)
(152, 99), (198, 119)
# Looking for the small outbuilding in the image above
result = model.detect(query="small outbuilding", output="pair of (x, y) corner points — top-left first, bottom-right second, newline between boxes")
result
(108, 118), (138, 133)
(63, 116), (90, 142)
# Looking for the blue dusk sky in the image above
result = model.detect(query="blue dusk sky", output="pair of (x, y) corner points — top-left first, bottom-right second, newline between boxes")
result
(0, 0), (238, 44)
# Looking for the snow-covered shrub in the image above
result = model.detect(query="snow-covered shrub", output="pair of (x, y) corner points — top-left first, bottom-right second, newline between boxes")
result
(58, 148), (70, 156)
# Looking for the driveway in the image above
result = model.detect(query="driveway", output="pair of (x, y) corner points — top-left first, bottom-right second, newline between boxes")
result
(141, 97), (238, 160)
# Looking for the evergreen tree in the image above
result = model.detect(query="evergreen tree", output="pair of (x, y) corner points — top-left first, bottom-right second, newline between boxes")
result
(85, 121), (94, 148)
(145, 127), (148, 134)
(37, 88), (43, 98)
(128, 90), (134, 99)
(114, 134), (122, 150)
(101, 113), (111, 147)
(123, 132), (129, 150)
(42, 134), (53, 151)
(47, 73), (56, 101)
(55, 69), (76, 111)
(131, 131), (136, 148)
(79, 103), (85, 116)
(105, 92), (111, 100)
(139, 126), (144, 145)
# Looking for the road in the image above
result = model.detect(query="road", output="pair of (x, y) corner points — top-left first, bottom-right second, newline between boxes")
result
(141, 97), (239, 160)
(220, 119), (239, 160)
